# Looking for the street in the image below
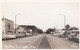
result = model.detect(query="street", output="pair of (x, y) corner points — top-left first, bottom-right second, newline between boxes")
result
(2, 1), (79, 49)
(2, 34), (79, 49)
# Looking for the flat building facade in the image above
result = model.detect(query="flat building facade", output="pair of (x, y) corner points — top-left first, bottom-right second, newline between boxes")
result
(2, 18), (14, 34)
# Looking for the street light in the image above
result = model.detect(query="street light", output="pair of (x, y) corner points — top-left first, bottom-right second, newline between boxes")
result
(59, 14), (66, 28)
(15, 14), (21, 33)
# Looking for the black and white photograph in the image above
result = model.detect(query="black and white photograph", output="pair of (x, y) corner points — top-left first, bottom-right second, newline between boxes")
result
(1, 0), (79, 49)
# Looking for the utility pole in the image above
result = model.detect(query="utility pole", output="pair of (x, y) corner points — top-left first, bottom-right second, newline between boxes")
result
(59, 14), (66, 28)
(3, 16), (5, 34)
(15, 14), (21, 33)
(15, 15), (16, 33)
(64, 15), (66, 27)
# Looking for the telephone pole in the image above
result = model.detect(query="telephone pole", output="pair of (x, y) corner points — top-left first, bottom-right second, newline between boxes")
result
(15, 14), (21, 33)
(59, 14), (66, 28)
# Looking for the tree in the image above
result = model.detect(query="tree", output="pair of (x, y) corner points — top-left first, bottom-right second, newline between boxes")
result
(65, 24), (70, 30)
(45, 28), (56, 34)
(37, 28), (43, 34)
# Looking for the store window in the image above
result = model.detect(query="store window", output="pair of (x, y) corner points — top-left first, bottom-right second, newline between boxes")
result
(8, 24), (10, 30)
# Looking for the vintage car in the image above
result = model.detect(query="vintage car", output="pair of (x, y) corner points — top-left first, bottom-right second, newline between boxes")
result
(68, 33), (76, 40)
(2, 34), (16, 40)
(51, 32), (60, 37)
(68, 30), (79, 42)
(25, 33), (32, 36)
(58, 30), (65, 38)
(17, 33), (26, 38)
(74, 34), (79, 43)
(2, 34), (10, 40)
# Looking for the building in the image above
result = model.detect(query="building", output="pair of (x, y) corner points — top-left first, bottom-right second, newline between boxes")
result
(2, 18), (14, 34)
(18, 25), (38, 34)
(17, 26), (26, 34)
(26, 25), (37, 33)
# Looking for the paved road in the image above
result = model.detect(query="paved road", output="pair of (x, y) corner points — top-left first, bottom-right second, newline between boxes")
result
(2, 34), (43, 49)
(2, 34), (79, 49)
(47, 34), (79, 49)
(38, 35), (51, 49)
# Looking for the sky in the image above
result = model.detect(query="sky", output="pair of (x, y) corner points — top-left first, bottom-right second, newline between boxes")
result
(2, 0), (79, 31)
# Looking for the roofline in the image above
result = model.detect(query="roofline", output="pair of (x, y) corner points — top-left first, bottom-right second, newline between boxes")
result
(2, 18), (13, 22)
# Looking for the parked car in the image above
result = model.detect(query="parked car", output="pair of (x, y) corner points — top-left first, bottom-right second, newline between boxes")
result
(15, 33), (20, 38)
(16, 32), (26, 38)
(18, 33), (26, 38)
(65, 31), (71, 38)
(73, 34), (79, 43)
(2, 34), (16, 40)
(58, 30), (65, 38)
(9, 34), (16, 39)
(26, 33), (32, 36)
(68, 30), (79, 42)
(51, 32), (59, 37)
(68, 33), (76, 40)
(2, 34), (10, 40)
